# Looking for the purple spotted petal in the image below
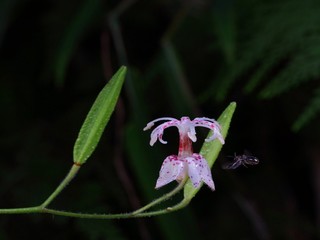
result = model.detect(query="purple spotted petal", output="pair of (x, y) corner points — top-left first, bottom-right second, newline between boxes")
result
(144, 116), (224, 146)
(146, 118), (180, 146)
(186, 154), (215, 190)
(193, 117), (224, 144)
(155, 155), (185, 189)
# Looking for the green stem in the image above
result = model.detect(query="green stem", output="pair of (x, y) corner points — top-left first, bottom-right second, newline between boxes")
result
(0, 197), (189, 218)
(0, 206), (40, 214)
(0, 166), (191, 218)
(40, 164), (81, 208)
(39, 196), (191, 219)
(133, 198), (191, 217)
(131, 177), (187, 215)
(39, 178), (190, 219)
(0, 179), (190, 218)
(41, 207), (131, 219)
(40, 207), (157, 219)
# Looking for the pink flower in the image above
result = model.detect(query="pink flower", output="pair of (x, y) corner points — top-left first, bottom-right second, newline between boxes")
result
(143, 117), (224, 190)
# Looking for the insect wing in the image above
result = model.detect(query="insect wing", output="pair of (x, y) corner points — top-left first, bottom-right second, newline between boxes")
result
(222, 159), (242, 169)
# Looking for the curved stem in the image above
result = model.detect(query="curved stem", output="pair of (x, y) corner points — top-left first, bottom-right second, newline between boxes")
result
(131, 177), (187, 215)
(41, 207), (131, 219)
(0, 179), (189, 218)
(133, 198), (191, 217)
(0, 197), (189, 218)
(40, 164), (81, 208)
(0, 167), (191, 218)
(39, 195), (191, 219)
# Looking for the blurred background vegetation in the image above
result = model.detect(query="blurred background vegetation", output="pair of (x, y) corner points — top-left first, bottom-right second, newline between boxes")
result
(0, 0), (319, 239)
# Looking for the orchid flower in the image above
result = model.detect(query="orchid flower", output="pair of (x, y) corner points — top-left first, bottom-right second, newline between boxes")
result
(143, 117), (224, 191)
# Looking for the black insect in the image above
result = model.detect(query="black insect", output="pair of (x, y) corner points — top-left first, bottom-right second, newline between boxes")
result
(222, 151), (259, 169)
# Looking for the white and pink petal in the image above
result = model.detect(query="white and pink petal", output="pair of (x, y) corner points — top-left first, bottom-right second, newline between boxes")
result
(155, 155), (185, 189)
(186, 154), (215, 191)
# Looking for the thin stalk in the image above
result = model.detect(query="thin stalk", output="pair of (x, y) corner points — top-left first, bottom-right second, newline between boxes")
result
(132, 198), (191, 217)
(41, 207), (132, 219)
(40, 164), (81, 208)
(0, 206), (40, 214)
(39, 196), (191, 219)
(0, 176), (189, 218)
(0, 197), (189, 218)
(131, 177), (187, 215)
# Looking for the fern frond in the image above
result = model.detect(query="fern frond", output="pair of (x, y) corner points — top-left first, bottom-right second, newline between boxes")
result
(260, 38), (320, 98)
(212, 0), (320, 129)
(292, 88), (320, 131)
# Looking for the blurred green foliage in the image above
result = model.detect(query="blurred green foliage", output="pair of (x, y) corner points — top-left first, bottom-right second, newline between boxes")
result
(0, 0), (319, 239)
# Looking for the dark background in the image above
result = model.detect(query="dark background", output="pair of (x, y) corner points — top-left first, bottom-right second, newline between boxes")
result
(0, 0), (319, 239)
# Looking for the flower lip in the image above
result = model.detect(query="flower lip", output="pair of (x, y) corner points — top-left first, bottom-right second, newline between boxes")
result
(155, 153), (215, 190)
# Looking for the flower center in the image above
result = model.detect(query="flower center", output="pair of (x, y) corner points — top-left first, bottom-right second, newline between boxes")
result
(178, 132), (193, 158)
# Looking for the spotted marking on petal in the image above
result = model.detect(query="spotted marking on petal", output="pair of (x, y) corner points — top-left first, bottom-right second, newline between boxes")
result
(186, 154), (215, 191)
(155, 155), (185, 189)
